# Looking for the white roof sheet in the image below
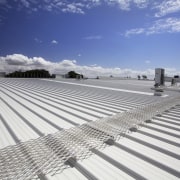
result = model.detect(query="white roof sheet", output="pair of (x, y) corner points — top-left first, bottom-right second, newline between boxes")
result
(0, 78), (180, 180)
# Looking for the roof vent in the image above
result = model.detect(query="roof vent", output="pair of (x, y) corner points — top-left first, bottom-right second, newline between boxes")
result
(64, 157), (77, 167)
(129, 127), (138, 132)
(104, 138), (115, 145)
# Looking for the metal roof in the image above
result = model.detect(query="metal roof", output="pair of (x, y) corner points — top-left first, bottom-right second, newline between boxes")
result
(0, 78), (180, 180)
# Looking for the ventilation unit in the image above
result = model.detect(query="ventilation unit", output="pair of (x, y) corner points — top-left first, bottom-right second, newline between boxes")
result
(155, 68), (165, 86)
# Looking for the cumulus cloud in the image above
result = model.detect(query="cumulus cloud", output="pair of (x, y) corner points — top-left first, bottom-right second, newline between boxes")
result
(154, 0), (180, 17)
(58, 59), (77, 67)
(0, 53), (179, 78)
(125, 17), (180, 36)
(51, 40), (58, 44)
(0, 54), (52, 73)
(4, 54), (31, 65)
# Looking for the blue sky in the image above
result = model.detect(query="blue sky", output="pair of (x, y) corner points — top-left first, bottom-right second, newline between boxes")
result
(0, 0), (180, 77)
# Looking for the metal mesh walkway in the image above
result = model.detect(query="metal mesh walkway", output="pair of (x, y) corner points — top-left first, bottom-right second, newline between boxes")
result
(0, 96), (180, 180)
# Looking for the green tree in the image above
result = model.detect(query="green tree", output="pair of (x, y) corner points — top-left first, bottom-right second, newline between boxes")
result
(142, 75), (147, 79)
(5, 69), (52, 78)
(67, 71), (79, 78)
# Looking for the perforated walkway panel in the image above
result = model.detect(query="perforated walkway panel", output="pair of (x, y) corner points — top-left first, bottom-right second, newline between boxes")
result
(0, 96), (179, 180)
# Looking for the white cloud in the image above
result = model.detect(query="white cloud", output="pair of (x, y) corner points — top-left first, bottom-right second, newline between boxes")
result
(83, 35), (103, 40)
(0, 0), (87, 14)
(1, 53), (179, 78)
(154, 0), (180, 17)
(62, 3), (85, 14)
(0, 0), (151, 16)
(58, 59), (77, 67)
(51, 40), (58, 44)
(116, 0), (131, 11)
(32, 57), (52, 66)
(133, 0), (149, 8)
(125, 17), (180, 36)
(106, 0), (131, 11)
(3, 0), (179, 19)
(125, 28), (145, 37)
(147, 18), (180, 34)
(1, 54), (52, 65)
(3, 54), (31, 65)
(106, 0), (149, 10)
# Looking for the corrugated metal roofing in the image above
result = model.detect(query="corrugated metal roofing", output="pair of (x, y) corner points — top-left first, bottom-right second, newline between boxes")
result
(0, 78), (180, 180)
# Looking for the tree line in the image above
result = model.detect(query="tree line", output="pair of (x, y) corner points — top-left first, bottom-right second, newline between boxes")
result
(5, 69), (56, 78)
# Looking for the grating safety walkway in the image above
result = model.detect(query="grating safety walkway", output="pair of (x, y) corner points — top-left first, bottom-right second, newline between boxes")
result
(0, 95), (179, 179)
